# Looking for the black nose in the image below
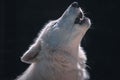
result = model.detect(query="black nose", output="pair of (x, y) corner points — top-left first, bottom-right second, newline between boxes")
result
(71, 2), (79, 8)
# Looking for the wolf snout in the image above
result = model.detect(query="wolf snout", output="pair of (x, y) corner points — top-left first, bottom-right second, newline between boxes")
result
(71, 2), (84, 24)
(71, 2), (79, 8)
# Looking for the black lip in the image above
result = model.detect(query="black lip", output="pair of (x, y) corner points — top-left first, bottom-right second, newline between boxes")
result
(78, 17), (86, 24)
(75, 17), (90, 26)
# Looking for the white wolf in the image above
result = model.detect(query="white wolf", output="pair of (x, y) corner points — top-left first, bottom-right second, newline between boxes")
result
(16, 2), (91, 80)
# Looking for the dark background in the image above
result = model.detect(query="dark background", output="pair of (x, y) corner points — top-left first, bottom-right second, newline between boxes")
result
(0, 0), (120, 80)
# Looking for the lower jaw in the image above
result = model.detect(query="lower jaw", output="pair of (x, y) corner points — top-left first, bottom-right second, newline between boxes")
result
(75, 17), (91, 26)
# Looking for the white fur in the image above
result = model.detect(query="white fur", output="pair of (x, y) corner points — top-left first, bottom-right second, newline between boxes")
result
(16, 2), (91, 80)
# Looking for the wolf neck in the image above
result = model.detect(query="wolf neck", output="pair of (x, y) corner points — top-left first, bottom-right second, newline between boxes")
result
(42, 40), (81, 59)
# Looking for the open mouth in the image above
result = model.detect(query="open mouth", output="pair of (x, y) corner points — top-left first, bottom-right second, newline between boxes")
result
(71, 2), (88, 25)
(74, 12), (85, 24)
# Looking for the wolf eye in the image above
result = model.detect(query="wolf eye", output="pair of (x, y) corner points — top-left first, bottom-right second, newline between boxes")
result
(51, 22), (59, 30)
(52, 22), (57, 26)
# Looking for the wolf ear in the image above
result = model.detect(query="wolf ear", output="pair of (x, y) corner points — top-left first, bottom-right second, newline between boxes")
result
(21, 43), (41, 64)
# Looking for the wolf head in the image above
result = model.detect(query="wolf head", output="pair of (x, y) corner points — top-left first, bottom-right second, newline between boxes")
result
(21, 2), (91, 63)
(41, 2), (91, 47)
